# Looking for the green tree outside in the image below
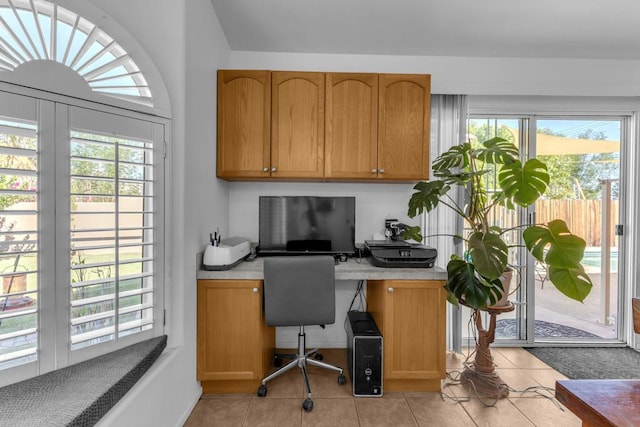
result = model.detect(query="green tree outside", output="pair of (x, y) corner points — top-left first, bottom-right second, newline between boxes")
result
(467, 121), (619, 201)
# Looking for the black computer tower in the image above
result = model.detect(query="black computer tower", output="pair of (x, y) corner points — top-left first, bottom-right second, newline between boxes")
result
(346, 311), (383, 397)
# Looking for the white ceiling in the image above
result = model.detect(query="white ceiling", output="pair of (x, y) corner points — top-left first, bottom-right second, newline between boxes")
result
(210, 0), (640, 60)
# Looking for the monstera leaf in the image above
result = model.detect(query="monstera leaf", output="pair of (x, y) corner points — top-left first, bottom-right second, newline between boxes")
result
(400, 224), (423, 242)
(433, 168), (474, 186)
(446, 258), (504, 308)
(523, 219), (592, 302)
(467, 231), (509, 281)
(407, 180), (450, 217)
(498, 159), (549, 207)
(432, 143), (471, 174)
(491, 191), (517, 210)
(523, 219), (586, 266)
(548, 265), (593, 303)
(473, 137), (518, 165)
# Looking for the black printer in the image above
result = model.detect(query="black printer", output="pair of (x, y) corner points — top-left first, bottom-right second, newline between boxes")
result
(364, 240), (437, 268)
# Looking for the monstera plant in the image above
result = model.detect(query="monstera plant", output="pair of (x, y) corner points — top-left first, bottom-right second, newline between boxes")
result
(403, 136), (593, 309)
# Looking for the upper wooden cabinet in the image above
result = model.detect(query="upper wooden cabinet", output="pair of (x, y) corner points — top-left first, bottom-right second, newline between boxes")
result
(216, 70), (430, 181)
(378, 74), (431, 180)
(325, 73), (378, 179)
(271, 71), (325, 179)
(217, 70), (271, 179)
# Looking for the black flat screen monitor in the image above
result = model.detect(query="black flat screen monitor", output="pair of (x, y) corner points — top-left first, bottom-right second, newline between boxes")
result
(258, 196), (356, 255)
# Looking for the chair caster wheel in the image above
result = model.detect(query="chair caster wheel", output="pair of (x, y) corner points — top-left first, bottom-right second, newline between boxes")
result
(302, 398), (314, 412)
(273, 355), (283, 367)
(257, 385), (267, 397)
(338, 374), (347, 385)
(314, 352), (323, 361)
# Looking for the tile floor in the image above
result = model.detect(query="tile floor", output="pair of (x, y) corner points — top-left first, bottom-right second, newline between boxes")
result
(184, 348), (581, 427)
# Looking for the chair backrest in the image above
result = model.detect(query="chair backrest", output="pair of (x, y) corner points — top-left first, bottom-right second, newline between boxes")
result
(263, 255), (336, 327)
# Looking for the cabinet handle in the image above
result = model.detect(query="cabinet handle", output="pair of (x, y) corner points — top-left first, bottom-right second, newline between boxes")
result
(379, 168), (385, 174)
(252, 288), (259, 293)
(371, 168), (377, 174)
(262, 167), (269, 172)
(271, 167), (277, 172)
(387, 287), (394, 293)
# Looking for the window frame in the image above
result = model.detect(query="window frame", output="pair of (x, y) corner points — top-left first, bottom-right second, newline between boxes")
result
(0, 81), (168, 386)
(462, 95), (638, 349)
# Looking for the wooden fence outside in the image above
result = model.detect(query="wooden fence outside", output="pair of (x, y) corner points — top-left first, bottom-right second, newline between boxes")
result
(535, 199), (619, 248)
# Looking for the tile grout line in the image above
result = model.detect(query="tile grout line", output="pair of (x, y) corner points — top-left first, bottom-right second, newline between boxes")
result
(241, 396), (252, 427)
(505, 397), (537, 427)
(402, 393), (420, 427)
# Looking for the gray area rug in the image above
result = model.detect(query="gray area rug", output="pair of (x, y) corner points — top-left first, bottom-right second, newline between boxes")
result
(525, 347), (640, 379)
(496, 319), (599, 338)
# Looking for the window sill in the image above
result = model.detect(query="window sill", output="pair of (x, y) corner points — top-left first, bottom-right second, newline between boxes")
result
(0, 335), (167, 426)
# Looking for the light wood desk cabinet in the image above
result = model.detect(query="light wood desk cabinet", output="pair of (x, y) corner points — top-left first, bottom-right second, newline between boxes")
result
(197, 279), (275, 393)
(196, 260), (447, 394)
(367, 280), (446, 392)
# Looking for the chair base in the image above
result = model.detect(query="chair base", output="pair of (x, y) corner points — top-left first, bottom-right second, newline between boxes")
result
(257, 326), (346, 412)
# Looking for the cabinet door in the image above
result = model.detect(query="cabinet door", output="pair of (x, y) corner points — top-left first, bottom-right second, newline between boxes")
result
(368, 280), (445, 387)
(217, 70), (271, 179)
(197, 280), (264, 381)
(325, 73), (378, 179)
(271, 71), (325, 178)
(378, 74), (431, 180)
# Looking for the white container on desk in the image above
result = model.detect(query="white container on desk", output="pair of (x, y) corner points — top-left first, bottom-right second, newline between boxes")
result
(202, 237), (251, 270)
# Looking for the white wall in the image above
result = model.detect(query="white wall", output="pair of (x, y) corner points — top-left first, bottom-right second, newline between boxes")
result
(228, 182), (418, 244)
(230, 51), (640, 96)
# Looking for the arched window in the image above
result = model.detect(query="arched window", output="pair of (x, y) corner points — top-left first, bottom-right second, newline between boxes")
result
(0, 0), (167, 386)
(0, 0), (152, 106)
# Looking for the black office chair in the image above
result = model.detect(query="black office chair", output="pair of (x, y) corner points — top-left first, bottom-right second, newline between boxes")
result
(256, 256), (346, 412)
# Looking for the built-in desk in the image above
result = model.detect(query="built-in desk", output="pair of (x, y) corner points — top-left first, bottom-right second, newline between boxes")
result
(196, 258), (447, 394)
(197, 257), (447, 281)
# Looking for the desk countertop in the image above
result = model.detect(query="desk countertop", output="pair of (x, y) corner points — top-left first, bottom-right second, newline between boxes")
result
(197, 257), (447, 281)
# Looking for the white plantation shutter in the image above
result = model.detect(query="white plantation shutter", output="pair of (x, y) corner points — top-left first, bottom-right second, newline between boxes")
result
(0, 89), (166, 386)
(0, 102), (38, 370)
(68, 107), (163, 355)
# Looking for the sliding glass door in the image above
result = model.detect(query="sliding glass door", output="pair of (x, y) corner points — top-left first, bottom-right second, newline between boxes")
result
(533, 118), (621, 342)
(464, 115), (624, 345)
